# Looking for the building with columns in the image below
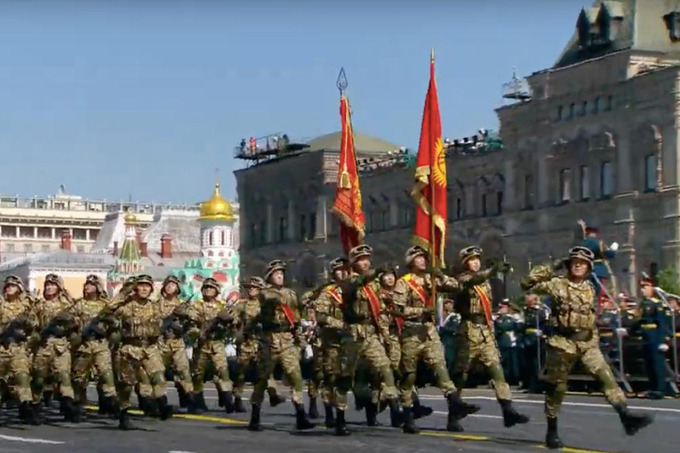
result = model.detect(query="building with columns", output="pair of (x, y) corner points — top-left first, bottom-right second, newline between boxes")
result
(236, 0), (680, 297)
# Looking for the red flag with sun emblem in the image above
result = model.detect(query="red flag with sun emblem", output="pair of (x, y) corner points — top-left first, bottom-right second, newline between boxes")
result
(411, 50), (447, 267)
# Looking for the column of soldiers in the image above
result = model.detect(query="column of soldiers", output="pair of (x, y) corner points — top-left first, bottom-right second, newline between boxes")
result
(0, 241), (661, 449)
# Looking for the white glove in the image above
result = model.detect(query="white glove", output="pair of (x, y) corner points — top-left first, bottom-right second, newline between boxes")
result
(610, 242), (619, 252)
(616, 328), (628, 337)
(535, 330), (542, 337)
(658, 344), (670, 352)
(304, 344), (314, 359)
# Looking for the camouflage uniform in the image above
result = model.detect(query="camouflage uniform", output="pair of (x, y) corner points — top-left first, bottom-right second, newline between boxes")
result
(105, 274), (172, 429)
(452, 246), (528, 431)
(392, 246), (480, 433)
(301, 289), (323, 419)
(0, 276), (39, 424)
(71, 275), (116, 413)
(522, 247), (653, 449)
(247, 260), (314, 432)
(335, 245), (398, 435)
(31, 274), (78, 421)
(157, 276), (194, 404)
(186, 278), (233, 411)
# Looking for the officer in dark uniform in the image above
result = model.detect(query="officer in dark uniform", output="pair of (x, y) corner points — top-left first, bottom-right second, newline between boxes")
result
(597, 297), (621, 363)
(521, 292), (548, 393)
(494, 300), (522, 385)
(438, 299), (460, 379)
(637, 278), (672, 399)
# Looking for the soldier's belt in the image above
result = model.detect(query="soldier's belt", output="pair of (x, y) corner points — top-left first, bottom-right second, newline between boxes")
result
(526, 328), (538, 333)
(599, 332), (614, 337)
(555, 328), (593, 342)
(122, 337), (158, 347)
(641, 324), (658, 330)
(675, 333), (680, 338)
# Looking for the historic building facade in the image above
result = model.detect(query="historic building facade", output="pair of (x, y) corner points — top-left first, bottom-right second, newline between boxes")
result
(236, 0), (680, 297)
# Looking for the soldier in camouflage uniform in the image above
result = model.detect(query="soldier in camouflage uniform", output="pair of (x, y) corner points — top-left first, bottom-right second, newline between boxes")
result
(334, 244), (398, 436)
(105, 274), (172, 429)
(187, 277), (234, 413)
(157, 275), (195, 410)
(392, 246), (480, 433)
(452, 246), (528, 432)
(71, 275), (117, 416)
(0, 275), (40, 424)
(247, 260), (314, 432)
(31, 273), (79, 422)
(522, 246), (653, 449)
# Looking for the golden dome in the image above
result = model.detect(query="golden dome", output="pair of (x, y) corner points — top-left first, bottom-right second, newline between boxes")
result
(200, 183), (235, 221)
(124, 208), (137, 224)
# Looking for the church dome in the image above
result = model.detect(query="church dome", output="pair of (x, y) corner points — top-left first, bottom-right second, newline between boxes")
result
(200, 183), (235, 221)
(124, 209), (137, 224)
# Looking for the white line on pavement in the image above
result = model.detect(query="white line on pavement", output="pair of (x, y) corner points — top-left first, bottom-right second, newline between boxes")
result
(460, 396), (680, 414)
(433, 410), (502, 419)
(0, 434), (65, 445)
(169, 451), (199, 453)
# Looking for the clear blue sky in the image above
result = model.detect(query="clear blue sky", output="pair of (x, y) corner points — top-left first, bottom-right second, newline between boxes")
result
(0, 0), (579, 204)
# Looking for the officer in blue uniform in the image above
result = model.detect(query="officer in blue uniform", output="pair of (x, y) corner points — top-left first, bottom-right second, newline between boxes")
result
(521, 292), (548, 393)
(577, 220), (617, 303)
(438, 298), (460, 380)
(494, 300), (522, 385)
(637, 278), (672, 399)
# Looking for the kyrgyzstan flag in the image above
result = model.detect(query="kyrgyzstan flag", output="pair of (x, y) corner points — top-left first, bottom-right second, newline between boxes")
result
(332, 94), (366, 254)
(411, 50), (447, 267)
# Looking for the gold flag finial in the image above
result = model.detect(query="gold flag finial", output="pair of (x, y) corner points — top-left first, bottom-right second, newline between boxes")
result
(431, 48), (435, 63)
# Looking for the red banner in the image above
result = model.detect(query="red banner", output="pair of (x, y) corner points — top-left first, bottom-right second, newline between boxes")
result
(411, 52), (447, 267)
(332, 95), (366, 254)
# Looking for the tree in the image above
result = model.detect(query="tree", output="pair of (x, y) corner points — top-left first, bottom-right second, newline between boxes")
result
(656, 266), (680, 296)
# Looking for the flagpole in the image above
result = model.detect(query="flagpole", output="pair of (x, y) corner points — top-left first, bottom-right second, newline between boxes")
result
(429, 48), (438, 305)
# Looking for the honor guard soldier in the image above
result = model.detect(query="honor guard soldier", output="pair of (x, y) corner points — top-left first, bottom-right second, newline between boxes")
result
(521, 292), (549, 393)
(392, 245), (480, 434)
(0, 275), (40, 425)
(522, 247), (653, 449)
(637, 278), (673, 399)
(334, 244), (398, 436)
(248, 260), (314, 432)
(452, 246), (529, 432)
(71, 275), (117, 417)
(105, 274), (173, 429)
(494, 300), (522, 386)
(439, 298), (460, 380)
(32, 273), (79, 422)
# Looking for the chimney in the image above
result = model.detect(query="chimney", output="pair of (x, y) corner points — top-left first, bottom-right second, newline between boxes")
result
(113, 241), (119, 256)
(160, 234), (173, 259)
(61, 231), (72, 251)
(140, 241), (148, 257)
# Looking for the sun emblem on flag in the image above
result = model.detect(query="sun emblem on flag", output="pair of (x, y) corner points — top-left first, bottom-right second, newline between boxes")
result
(432, 137), (447, 187)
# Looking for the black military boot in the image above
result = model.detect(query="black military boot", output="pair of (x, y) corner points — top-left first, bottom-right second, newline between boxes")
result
(145, 397), (160, 418)
(389, 400), (403, 428)
(447, 414), (464, 432)
(545, 416), (563, 449)
(402, 407), (420, 434)
(19, 401), (40, 426)
(365, 402), (380, 426)
(187, 393), (201, 414)
(158, 395), (173, 420)
(268, 388), (285, 407)
(62, 397), (81, 423)
(412, 392), (433, 419)
(447, 392), (480, 420)
(118, 408), (134, 430)
(222, 391), (235, 414)
(31, 403), (43, 426)
(335, 409), (350, 436)
(499, 399), (530, 428)
(177, 386), (188, 408)
(308, 396), (319, 419)
(217, 390), (226, 408)
(323, 403), (335, 428)
(98, 391), (107, 415)
(234, 396), (247, 413)
(194, 392), (209, 412)
(295, 402), (316, 430)
(247, 404), (263, 431)
(101, 396), (117, 416)
(43, 390), (54, 408)
(615, 404), (654, 435)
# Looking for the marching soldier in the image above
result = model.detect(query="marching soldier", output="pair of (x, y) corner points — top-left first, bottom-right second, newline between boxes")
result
(187, 277), (234, 413)
(521, 292), (548, 393)
(157, 275), (195, 410)
(247, 259), (314, 432)
(334, 244), (398, 436)
(32, 273), (79, 422)
(301, 296), (323, 420)
(391, 245), (480, 434)
(71, 275), (117, 416)
(105, 274), (172, 429)
(451, 246), (529, 432)
(522, 246), (653, 449)
(314, 257), (349, 429)
(494, 299), (522, 386)
(637, 278), (672, 399)
(0, 275), (40, 424)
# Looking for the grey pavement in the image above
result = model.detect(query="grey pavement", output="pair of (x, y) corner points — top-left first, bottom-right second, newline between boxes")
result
(0, 387), (678, 453)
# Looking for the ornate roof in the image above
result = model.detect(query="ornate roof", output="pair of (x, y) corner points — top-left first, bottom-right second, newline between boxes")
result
(306, 131), (402, 155)
(199, 183), (235, 221)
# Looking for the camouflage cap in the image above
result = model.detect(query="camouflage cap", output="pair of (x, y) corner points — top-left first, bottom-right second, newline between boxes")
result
(44, 273), (65, 291)
(3, 274), (24, 292)
(459, 245), (482, 264)
(135, 274), (155, 287)
(568, 246), (594, 268)
(201, 277), (221, 292)
(162, 275), (181, 287)
(405, 245), (428, 265)
(329, 257), (349, 272)
(264, 259), (286, 281)
(348, 244), (372, 263)
(243, 276), (266, 289)
(84, 274), (105, 294)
